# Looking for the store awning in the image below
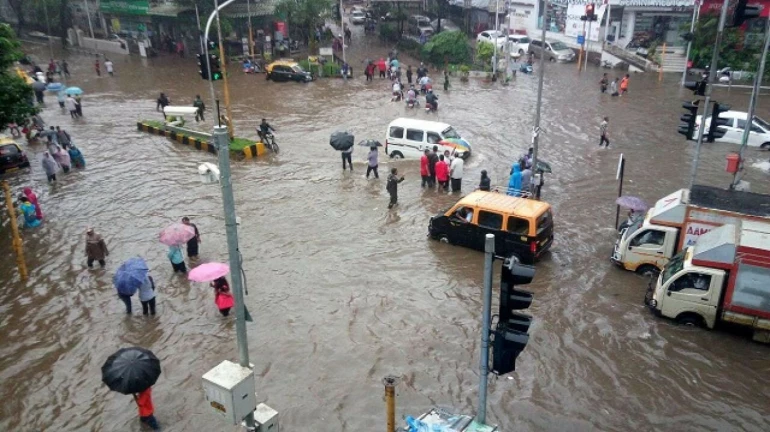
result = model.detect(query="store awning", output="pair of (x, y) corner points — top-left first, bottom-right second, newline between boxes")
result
(222, 1), (277, 18)
(149, 4), (194, 17)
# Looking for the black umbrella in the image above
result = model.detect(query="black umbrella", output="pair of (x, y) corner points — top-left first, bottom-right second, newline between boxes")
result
(330, 131), (354, 151)
(32, 81), (46, 92)
(536, 160), (552, 174)
(101, 347), (161, 395)
(357, 139), (382, 147)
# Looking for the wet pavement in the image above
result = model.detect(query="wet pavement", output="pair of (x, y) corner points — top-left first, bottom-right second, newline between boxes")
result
(1, 29), (770, 432)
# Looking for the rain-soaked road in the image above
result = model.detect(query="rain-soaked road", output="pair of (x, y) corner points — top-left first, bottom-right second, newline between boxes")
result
(2, 32), (770, 432)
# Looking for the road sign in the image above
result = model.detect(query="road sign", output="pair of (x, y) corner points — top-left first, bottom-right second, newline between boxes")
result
(319, 47), (333, 56)
(577, 35), (585, 45)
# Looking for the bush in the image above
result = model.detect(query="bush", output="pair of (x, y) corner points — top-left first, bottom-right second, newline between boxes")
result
(476, 41), (494, 67)
(298, 59), (341, 77)
(396, 38), (423, 60)
(421, 31), (472, 67)
(380, 23), (400, 43)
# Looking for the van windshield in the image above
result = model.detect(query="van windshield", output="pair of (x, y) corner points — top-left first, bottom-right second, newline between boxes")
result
(662, 250), (686, 284)
(442, 127), (461, 139)
(754, 115), (770, 130)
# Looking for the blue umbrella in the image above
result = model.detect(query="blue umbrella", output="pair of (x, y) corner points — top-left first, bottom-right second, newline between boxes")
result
(113, 258), (149, 296)
(65, 86), (83, 96)
(46, 82), (64, 92)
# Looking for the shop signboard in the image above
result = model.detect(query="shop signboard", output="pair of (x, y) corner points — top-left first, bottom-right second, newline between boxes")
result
(565, 3), (606, 42)
(100, 0), (150, 15)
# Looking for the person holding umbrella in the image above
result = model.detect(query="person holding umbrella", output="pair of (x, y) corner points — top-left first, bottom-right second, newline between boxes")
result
(113, 258), (150, 314)
(189, 262), (234, 316)
(101, 347), (161, 430)
(181, 217), (201, 260)
(159, 222), (196, 272)
(138, 275), (157, 316)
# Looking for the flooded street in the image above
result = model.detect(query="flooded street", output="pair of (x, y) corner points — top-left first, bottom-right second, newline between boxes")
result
(2, 37), (770, 432)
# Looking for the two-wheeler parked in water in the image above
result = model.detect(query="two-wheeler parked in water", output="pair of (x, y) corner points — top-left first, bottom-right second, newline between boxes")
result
(406, 98), (420, 109)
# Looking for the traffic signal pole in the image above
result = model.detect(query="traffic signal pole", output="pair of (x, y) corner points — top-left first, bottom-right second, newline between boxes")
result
(204, 0), (238, 135)
(689, 0), (729, 189)
(733, 14), (770, 189)
(214, 0), (235, 138)
(477, 234), (495, 425)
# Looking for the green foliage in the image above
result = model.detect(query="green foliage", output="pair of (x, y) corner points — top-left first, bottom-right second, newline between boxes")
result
(476, 41), (494, 66)
(397, 39), (423, 59)
(275, 0), (334, 42)
(0, 24), (23, 69)
(298, 59), (340, 76)
(421, 31), (471, 66)
(685, 16), (760, 71)
(379, 23), (400, 43)
(0, 24), (38, 130)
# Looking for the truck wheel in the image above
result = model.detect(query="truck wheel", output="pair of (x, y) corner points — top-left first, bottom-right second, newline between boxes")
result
(390, 151), (404, 159)
(761, 142), (770, 150)
(636, 265), (660, 278)
(676, 313), (703, 327)
(439, 235), (449, 244)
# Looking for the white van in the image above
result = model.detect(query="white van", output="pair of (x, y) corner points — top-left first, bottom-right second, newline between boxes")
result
(385, 118), (472, 159)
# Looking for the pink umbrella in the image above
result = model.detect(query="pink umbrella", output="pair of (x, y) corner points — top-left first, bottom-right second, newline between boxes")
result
(159, 223), (196, 246)
(188, 262), (230, 282)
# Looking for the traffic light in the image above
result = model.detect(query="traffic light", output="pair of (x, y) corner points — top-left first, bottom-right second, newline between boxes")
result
(209, 54), (223, 81)
(581, 3), (597, 21)
(197, 54), (209, 80)
(707, 102), (731, 142)
(732, 0), (762, 27)
(207, 38), (217, 51)
(684, 80), (706, 96)
(678, 100), (699, 141)
(492, 256), (534, 375)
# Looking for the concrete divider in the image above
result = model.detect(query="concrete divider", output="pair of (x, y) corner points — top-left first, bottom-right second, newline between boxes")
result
(137, 122), (265, 159)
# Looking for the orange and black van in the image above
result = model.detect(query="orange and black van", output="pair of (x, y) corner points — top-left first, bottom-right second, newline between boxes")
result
(428, 191), (554, 264)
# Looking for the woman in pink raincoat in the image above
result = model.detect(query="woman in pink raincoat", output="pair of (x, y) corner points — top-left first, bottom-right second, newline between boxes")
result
(22, 187), (43, 220)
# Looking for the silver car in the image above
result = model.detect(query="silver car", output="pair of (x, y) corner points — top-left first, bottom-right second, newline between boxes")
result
(528, 39), (575, 62)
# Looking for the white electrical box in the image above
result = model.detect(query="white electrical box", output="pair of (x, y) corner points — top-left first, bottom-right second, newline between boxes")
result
(254, 403), (279, 432)
(202, 360), (257, 425)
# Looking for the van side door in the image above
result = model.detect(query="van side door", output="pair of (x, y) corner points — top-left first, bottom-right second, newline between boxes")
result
(626, 229), (668, 271)
(475, 210), (505, 252)
(503, 215), (531, 262)
(405, 129), (425, 154)
(446, 206), (478, 248)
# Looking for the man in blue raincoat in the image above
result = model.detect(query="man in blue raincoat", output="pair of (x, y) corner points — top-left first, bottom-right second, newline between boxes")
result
(507, 162), (522, 197)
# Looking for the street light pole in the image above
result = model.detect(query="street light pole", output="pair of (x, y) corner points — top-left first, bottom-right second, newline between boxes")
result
(531, 0), (549, 180)
(689, 0), (729, 189)
(42, 0), (54, 58)
(212, 125), (257, 431)
(214, 0), (235, 137)
(733, 14), (770, 188)
(247, 0), (254, 57)
(83, 0), (95, 39)
(340, 0), (346, 63)
(493, 0), (500, 76)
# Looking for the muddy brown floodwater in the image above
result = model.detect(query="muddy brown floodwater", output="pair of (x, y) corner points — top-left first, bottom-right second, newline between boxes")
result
(1, 31), (769, 432)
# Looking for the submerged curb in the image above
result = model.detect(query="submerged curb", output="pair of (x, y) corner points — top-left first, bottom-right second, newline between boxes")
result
(136, 122), (266, 159)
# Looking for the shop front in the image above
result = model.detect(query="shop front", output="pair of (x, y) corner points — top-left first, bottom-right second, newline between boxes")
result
(99, 0), (197, 55)
(531, 0), (695, 50)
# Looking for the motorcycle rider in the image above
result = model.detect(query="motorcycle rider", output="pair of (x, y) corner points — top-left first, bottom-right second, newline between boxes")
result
(258, 118), (275, 144)
(391, 80), (403, 102)
(425, 90), (438, 111)
(406, 85), (417, 107)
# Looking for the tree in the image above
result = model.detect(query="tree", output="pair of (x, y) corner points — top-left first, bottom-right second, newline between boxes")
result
(0, 24), (38, 131)
(275, 0), (334, 43)
(685, 15), (760, 71)
(421, 30), (472, 66)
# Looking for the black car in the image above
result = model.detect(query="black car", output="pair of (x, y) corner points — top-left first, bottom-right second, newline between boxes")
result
(265, 62), (313, 82)
(0, 140), (31, 175)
